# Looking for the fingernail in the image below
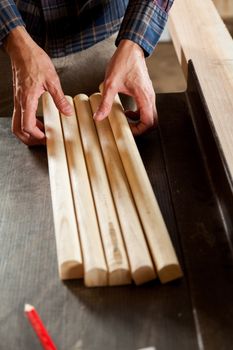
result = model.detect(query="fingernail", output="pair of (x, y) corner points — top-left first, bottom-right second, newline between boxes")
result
(64, 105), (74, 115)
(93, 111), (104, 120)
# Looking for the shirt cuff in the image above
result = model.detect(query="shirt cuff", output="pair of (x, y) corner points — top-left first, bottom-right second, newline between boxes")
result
(0, 2), (25, 47)
(116, 0), (171, 56)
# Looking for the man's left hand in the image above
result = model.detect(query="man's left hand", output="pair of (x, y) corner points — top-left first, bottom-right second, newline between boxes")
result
(94, 39), (158, 135)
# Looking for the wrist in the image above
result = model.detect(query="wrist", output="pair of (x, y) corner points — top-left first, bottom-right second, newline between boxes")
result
(4, 26), (35, 58)
(118, 39), (144, 58)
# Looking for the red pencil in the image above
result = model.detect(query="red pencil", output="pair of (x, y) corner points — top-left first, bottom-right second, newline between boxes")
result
(24, 304), (57, 350)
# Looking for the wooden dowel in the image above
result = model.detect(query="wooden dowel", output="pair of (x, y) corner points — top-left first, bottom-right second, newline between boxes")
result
(89, 93), (157, 285)
(101, 92), (183, 283)
(60, 96), (107, 287)
(74, 94), (131, 286)
(42, 92), (83, 280)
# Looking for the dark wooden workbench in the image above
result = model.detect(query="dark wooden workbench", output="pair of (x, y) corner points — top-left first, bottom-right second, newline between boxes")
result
(1, 86), (233, 349)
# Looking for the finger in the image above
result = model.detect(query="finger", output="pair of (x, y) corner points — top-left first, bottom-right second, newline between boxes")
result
(11, 68), (31, 145)
(94, 81), (116, 121)
(130, 105), (157, 136)
(130, 108), (157, 135)
(21, 94), (45, 140)
(11, 65), (46, 146)
(152, 95), (158, 126)
(12, 99), (29, 145)
(130, 91), (158, 136)
(46, 77), (73, 115)
(36, 118), (45, 132)
(12, 109), (45, 146)
(12, 100), (41, 146)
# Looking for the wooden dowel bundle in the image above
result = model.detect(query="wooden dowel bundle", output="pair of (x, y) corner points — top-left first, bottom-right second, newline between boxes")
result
(104, 93), (183, 283)
(60, 96), (107, 287)
(74, 94), (130, 286)
(89, 93), (156, 285)
(43, 91), (182, 286)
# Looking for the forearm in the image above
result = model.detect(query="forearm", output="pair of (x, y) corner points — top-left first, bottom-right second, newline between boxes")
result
(4, 26), (37, 61)
(0, 0), (25, 47)
(116, 0), (174, 56)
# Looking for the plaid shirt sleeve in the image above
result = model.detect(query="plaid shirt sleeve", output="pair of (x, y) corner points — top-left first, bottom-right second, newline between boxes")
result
(0, 0), (25, 46)
(116, 0), (174, 56)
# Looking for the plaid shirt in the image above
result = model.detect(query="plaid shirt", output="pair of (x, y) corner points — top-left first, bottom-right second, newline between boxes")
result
(0, 0), (174, 57)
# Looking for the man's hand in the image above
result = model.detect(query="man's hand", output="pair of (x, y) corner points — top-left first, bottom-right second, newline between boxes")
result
(94, 39), (157, 135)
(4, 27), (73, 146)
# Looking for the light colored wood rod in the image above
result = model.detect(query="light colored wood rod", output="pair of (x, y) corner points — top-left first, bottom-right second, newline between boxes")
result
(60, 96), (107, 287)
(103, 93), (182, 283)
(169, 0), (233, 181)
(42, 92), (83, 280)
(89, 93), (157, 285)
(74, 94), (131, 286)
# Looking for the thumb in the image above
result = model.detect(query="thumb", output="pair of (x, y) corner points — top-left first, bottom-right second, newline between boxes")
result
(94, 84), (116, 121)
(48, 81), (73, 116)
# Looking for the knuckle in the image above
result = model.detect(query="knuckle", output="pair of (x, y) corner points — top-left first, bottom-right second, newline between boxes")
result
(104, 78), (116, 92)
(55, 95), (67, 107)
(141, 114), (154, 128)
(136, 91), (151, 106)
(21, 119), (34, 134)
(51, 76), (60, 87)
(144, 88), (155, 103)
(47, 77), (61, 94)
(101, 100), (111, 113)
(22, 125), (31, 134)
(101, 100), (111, 109)
(21, 93), (37, 109)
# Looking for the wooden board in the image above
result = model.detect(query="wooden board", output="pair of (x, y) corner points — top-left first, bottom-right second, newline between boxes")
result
(169, 0), (233, 185)
(156, 92), (233, 350)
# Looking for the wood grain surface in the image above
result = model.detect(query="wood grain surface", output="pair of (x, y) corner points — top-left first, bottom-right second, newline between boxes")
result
(169, 0), (233, 184)
(42, 92), (83, 280)
(1, 91), (233, 349)
(89, 93), (156, 285)
(105, 93), (182, 283)
(74, 94), (130, 286)
(60, 96), (108, 287)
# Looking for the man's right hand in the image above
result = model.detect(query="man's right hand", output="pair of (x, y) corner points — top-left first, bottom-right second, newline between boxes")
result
(4, 26), (73, 146)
